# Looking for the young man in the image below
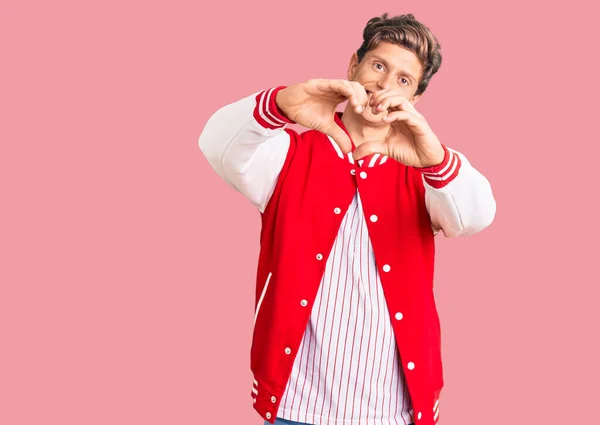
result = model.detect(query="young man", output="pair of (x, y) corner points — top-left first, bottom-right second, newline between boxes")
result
(198, 13), (496, 425)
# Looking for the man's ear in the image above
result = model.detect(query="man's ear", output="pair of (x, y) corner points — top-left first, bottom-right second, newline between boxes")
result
(347, 53), (358, 80)
(411, 93), (422, 105)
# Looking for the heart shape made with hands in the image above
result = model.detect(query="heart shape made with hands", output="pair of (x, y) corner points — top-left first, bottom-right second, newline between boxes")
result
(352, 89), (445, 168)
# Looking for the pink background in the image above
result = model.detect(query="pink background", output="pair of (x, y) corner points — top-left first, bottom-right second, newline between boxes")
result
(1, 1), (598, 424)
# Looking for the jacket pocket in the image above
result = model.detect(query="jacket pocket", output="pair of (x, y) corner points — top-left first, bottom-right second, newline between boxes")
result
(253, 271), (272, 327)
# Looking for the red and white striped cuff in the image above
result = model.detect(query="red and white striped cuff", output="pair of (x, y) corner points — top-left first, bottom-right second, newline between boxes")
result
(415, 144), (462, 188)
(253, 86), (295, 130)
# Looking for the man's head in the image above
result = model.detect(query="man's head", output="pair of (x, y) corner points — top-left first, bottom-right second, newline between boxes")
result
(347, 13), (442, 121)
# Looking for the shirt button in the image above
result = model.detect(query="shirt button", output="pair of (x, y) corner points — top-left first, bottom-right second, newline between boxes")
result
(316, 253), (323, 260)
(370, 214), (378, 222)
(301, 299), (308, 306)
(395, 312), (403, 320)
(360, 171), (368, 179)
(334, 207), (341, 214)
(266, 412), (272, 419)
(285, 347), (291, 354)
(383, 264), (391, 272)
(350, 169), (356, 175)
(417, 412), (422, 420)
(407, 361), (415, 370)
(271, 396), (276, 403)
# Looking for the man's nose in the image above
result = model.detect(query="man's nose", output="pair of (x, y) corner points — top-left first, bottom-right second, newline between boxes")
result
(377, 74), (395, 91)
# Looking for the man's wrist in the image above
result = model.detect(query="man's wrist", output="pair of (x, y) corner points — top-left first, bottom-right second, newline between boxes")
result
(415, 144), (462, 189)
(273, 87), (295, 123)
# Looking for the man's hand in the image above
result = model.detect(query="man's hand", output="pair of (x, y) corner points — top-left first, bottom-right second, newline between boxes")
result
(352, 89), (446, 168)
(276, 79), (369, 154)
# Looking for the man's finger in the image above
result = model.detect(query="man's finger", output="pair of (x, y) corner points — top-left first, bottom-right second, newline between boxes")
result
(315, 79), (367, 112)
(370, 89), (396, 107)
(353, 141), (387, 161)
(315, 79), (353, 99)
(384, 110), (421, 131)
(348, 81), (369, 112)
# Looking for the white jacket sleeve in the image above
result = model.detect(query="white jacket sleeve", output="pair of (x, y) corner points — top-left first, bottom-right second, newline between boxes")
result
(198, 86), (294, 213)
(415, 144), (497, 238)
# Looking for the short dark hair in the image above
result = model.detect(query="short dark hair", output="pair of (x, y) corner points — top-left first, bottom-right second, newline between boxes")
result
(356, 13), (443, 96)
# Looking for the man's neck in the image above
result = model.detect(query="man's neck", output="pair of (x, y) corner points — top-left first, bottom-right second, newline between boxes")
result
(340, 103), (392, 148)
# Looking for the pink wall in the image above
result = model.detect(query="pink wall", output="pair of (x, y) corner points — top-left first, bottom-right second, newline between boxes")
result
(1, 1), (598, 424)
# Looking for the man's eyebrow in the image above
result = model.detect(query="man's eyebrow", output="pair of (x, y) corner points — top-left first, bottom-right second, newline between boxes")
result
(371, 54), (418, 83)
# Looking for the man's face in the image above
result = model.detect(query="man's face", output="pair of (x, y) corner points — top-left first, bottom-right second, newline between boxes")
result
(347, 41), (423, 123)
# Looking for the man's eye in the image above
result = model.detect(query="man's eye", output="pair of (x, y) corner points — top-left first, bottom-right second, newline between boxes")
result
(375, 63), (384, 70)
(400, 78), (409, 85)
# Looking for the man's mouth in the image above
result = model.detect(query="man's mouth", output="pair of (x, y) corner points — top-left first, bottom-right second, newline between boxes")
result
(364, 90), (374, 112)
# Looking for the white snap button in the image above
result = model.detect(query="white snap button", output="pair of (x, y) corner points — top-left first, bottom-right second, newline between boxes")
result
(301, 299), (308, 306)
(334, 207), (341, 214)
(360, 171), (367, 179)
(285, 347), (291, 354)
(418, 412), (422, 420)
(383, 264), (391, 272)
(350, 169), (356, 175)
(271, 396), (276, 403)
(316, 253), (323, 260)
(370, 214), (378, 222)
(395, 312), (403, 320)
(266, 412), (271, 419)
(407, 361), (415, 370)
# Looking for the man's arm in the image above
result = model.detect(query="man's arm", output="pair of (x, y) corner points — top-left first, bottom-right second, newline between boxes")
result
(198, 86), (295, 213)
(414, 144), (496, 237)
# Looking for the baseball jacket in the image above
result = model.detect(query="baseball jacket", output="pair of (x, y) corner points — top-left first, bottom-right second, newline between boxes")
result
(198, 86), (497, 425)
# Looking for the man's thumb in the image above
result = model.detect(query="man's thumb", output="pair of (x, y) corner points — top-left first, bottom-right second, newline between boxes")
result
(352, 141), (386, 162)
(323, 123), (352, 154)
